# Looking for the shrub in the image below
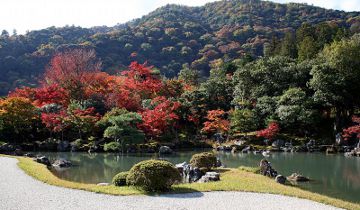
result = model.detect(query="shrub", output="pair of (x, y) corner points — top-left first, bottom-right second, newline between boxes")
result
(104, 141), (121, 152)
(112, 171), (129, 186)
(190, 152), (217, 169)
(126, 160), (181, 192)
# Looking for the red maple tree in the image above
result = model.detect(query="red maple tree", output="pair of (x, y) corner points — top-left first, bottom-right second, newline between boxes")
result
(256, 122), (280, 140)
(343, 116), (360, 140)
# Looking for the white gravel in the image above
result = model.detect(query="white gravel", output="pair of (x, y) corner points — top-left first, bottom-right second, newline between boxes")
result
(0, 157), (341, 210)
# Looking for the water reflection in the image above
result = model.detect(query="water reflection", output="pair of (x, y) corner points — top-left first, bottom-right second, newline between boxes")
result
(41, 151), (360, 203)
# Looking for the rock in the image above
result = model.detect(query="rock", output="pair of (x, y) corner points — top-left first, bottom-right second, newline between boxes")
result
(241, 146), (251, 153)
(97, 183), (110, 186)
(287, 173), (310, 182)
(326, 146), (337, 154)
(159, 146), (173, 155)
(275, 175), (286, 184)
(259, 159), (277, 178)
(272, 139), (285, 148)
(35, 156), (51, 166)
(291, 146), (308, 153)
(14, 149), (24, 156)
(216, 158), (223, 167)
(176, 162), (188, 174)
(198, 172), (220, 183)
(184, 166), (203, 183)
(57, 141), (70, 152)
(224, 146), (232, 152)
(24, 153), (35, 158)
(231, 147), (238, 153)
(52, 159), (72, 168)
(0, 143), (16, 153)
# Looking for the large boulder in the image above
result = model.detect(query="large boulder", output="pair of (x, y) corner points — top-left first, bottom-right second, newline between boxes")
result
(287, 173), (310, 182)
(259, 159), (278, 178)
(175, 162), (188, 174)
(275, 175), (286, 184)
(159, 146), (173, 155)
(188, 167), (203, 183)
(52, 159), (72, 168)
(198, 172), (220, 183)
(35, 156), (51, 166)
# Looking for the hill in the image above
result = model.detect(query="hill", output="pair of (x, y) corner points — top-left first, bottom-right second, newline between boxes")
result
(0, 0), (360, 95)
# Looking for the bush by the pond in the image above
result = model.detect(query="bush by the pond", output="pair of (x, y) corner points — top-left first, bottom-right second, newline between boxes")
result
(190, 152), (217, 169)
(104, 141), (121, 152)
(126, 159), (181, 192)
(112, 171), (129, 186)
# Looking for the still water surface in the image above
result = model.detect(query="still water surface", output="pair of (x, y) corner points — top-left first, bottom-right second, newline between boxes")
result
(41, 151), (360, 203)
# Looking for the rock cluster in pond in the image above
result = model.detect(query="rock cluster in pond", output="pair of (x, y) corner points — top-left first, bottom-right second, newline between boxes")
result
(52, 159), (72, 168)
(258, 159), (311, 185)
(175, 161), (221, 183)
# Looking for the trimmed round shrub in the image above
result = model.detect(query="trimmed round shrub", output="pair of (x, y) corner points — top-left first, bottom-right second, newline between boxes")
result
(112, 171), (129, 186)
(190, 152), (217, 169)
(104, 141), (120, 152)
(127, 160), (181, 192)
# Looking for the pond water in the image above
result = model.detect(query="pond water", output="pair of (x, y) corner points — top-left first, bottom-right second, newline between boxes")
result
(40, 151), (360, 203)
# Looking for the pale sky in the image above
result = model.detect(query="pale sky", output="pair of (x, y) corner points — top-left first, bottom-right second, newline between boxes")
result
(1, 0), (360, 34)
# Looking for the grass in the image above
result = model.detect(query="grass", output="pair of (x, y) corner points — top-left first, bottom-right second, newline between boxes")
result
(7, 156), (360, 210)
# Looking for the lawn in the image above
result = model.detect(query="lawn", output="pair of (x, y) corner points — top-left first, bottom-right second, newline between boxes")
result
(13, 156), (360, 210)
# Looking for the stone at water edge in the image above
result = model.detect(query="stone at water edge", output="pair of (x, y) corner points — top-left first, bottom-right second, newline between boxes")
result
(275, 175), (286, 184)
(52, 159), (72, 168)
(14, 148), (24, 156)
(231, 147), (238, 153)
(34, 156), (51, 166)
(259, 159), (278, 178)
(241, 146), (251, 153)
(287, 173), (310, 182)
(159, 146), (173, 154)
(198, 171), (220, 183)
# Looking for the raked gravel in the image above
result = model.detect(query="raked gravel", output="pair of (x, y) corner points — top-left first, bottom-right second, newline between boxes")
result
(0, 157), (341, 210)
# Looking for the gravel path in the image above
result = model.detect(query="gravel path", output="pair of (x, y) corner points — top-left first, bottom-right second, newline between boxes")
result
(0, 157), (341, 210)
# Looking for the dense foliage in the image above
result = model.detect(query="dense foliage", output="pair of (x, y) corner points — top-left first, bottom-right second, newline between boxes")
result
(1, 1), (360, 148)
(126, 160), (181, 192)
(112, 171), (129, 186)
(1, 0), (360, 95)
(190, 152), (217, 169)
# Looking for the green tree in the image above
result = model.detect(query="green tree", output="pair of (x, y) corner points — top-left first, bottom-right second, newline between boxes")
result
(310, 34), (360, 132)
(298, 36), (318, 61)
(103, 111), (145, 153)
(230, 108), (258, 134)
(280, 32), (297, 58)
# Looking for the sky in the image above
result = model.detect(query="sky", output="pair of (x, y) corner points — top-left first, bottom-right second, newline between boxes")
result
(1, 0), (360, 34)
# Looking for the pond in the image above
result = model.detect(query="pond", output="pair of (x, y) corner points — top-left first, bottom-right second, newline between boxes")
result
(40, 151), (360, 203)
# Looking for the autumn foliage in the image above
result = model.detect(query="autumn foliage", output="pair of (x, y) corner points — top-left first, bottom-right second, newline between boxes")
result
(342, 116), (360, 140)
(256, 122), (280, 140)
(201, 109), (230, 135)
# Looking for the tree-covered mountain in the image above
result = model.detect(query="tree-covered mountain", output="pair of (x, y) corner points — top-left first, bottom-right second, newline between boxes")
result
(1, 0), (360, 95)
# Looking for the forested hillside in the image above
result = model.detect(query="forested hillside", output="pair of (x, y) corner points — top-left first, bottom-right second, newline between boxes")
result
(1, 0), (360, 95)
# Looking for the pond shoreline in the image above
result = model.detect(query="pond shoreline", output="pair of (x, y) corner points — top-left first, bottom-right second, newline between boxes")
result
(2, 156), (358, 210)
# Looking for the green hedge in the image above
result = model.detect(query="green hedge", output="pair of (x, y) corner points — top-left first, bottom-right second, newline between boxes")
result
(112, 171), (129, 186)
(190, 152), (217, 169)
(127, 160), (181, 192)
